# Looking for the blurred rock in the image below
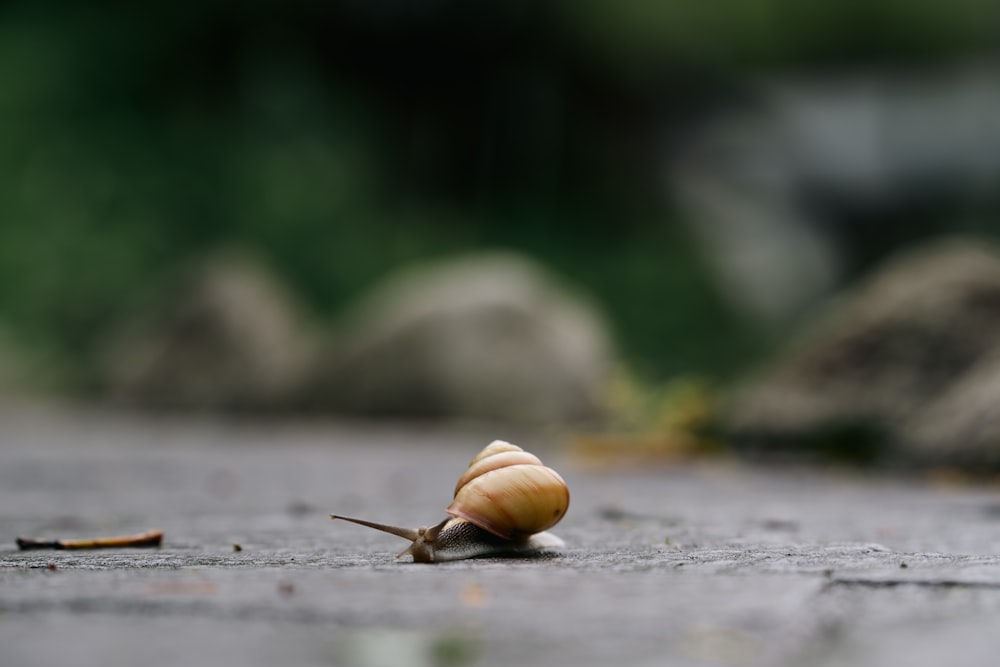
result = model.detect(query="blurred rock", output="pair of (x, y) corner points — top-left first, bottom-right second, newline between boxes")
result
(302, 253), (615, 424)
(0, 325), (23, 396)
(99, 252), (317, 411)
(722, 237), (1000, 467)
(672, 63), (1000, 324)
(900, 351), (1000, 468)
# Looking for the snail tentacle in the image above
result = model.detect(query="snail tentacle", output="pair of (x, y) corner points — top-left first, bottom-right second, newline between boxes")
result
(329, 515), (420, 542)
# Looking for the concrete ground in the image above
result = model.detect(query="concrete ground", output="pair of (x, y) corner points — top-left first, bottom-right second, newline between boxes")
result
(3, 404), (1000, 667)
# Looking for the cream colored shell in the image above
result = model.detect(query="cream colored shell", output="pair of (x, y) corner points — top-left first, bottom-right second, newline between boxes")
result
(445, 440), (569, 540)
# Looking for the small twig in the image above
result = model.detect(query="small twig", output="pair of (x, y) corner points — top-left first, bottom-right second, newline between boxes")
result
(16, 530), (164, 551)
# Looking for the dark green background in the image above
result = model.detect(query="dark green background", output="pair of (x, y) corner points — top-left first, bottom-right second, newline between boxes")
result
(1, 0), (996, 390)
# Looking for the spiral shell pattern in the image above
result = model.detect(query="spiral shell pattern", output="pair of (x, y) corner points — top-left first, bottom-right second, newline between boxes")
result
(446, 440), (569, 540)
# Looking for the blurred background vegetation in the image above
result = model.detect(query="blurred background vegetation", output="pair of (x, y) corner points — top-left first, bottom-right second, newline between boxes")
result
(1, 0), (998, 393)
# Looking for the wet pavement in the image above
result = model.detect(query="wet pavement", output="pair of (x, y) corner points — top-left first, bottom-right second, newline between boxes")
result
(3, 404), (1000, 667)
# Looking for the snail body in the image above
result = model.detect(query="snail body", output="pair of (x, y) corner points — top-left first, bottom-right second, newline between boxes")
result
(331, 441), (569, 562)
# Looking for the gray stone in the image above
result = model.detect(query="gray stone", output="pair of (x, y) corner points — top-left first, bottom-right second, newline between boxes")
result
(98, 252), (317, 411)
(301, 253), (614, 424)
(671, 63), (1000, 323)
(0, 325), (22, 395)
(0, 324), (48, 398)
(901, 351), (1000, 467)
(722, 237), (1000, 466)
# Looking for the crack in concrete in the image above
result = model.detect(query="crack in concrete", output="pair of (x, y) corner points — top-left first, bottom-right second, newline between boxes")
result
(824, 578), (1000, 590)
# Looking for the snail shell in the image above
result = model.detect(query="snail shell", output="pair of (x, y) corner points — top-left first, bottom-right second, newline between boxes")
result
(448, 441), (569, 540)
(331, 440), (569, 562)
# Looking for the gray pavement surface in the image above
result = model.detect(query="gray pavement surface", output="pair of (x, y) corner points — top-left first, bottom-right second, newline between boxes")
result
(3, 404), (1000, 667)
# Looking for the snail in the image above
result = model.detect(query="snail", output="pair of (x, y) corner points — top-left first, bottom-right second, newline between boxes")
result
(330, 440), (569, 562)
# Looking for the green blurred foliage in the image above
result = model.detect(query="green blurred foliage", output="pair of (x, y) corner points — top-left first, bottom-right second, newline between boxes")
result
(0, 0), (995, 390)
(558, 0), (999, 74)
